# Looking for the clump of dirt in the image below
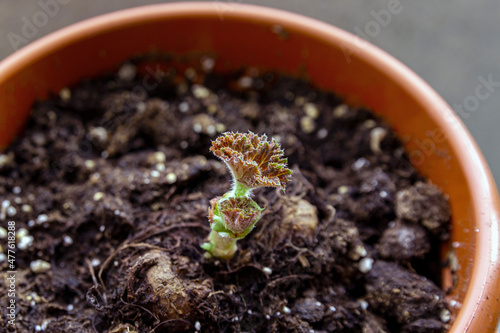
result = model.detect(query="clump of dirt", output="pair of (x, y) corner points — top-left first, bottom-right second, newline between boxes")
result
(0, 58), (453, 332)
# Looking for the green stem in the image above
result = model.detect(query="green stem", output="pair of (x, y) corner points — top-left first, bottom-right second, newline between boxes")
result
(202, 230), (238, 260)
(202, 182), (254, 259)
(230, 181), (250, 198)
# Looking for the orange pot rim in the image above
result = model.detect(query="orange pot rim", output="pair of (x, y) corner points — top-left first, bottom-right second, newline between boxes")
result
(0, 3), (499, 332)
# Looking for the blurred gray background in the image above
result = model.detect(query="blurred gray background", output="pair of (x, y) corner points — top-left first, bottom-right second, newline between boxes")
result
(1, 0), (499, 188)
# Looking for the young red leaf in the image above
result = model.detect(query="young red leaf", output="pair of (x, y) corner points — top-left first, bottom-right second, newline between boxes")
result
(210, 132), (292, 190)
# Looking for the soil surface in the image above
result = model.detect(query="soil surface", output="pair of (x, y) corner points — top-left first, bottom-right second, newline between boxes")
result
(0, 58), (452, 332)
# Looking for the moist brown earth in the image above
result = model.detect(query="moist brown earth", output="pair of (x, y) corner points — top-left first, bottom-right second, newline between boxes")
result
(0, 58), (453, 332)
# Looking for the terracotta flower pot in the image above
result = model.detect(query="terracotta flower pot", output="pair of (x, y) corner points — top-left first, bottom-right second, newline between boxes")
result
(0, 3), (498, 332)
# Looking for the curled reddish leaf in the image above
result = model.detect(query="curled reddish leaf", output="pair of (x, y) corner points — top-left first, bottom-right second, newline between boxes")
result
(219, 197), (261, 236)
(208, 197), (261, 238)
(210, 132), (292, 190)
(208, 196), (222, 225)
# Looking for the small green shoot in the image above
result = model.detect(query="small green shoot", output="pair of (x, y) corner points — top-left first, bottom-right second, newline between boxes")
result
(201, 131), (292, 259)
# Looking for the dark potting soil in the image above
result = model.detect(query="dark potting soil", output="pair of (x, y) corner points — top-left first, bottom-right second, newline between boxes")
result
(0, 59), (453, 333)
